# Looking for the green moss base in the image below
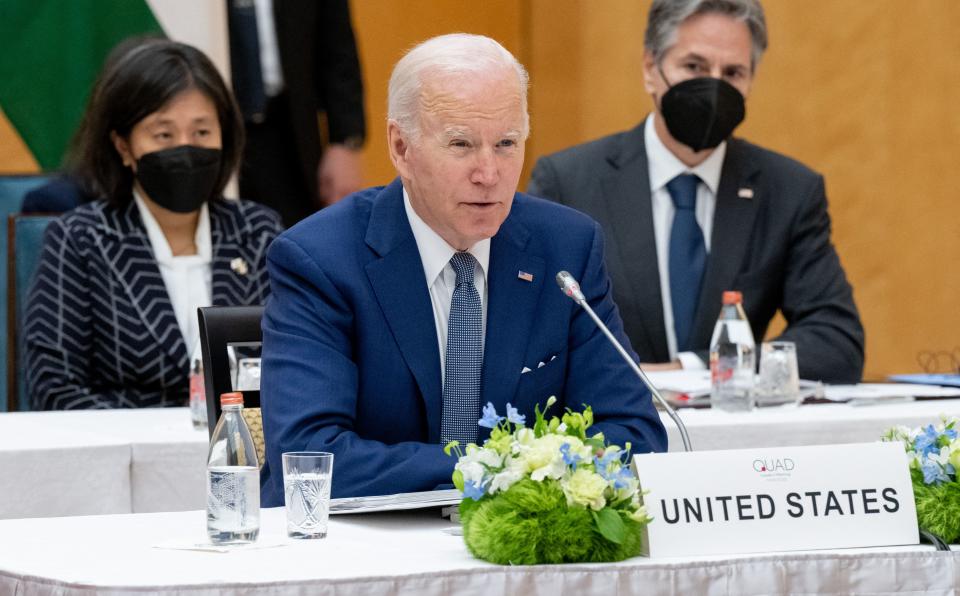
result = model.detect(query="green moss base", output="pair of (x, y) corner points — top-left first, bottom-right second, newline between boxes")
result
(460, 479), (643, 565)
(914, 480), (960, 543)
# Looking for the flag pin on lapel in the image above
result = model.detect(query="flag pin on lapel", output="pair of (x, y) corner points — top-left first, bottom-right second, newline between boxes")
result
(517, 271), (534, 282)
(230, 257), (249, 276)
(738, 188), (754, 199)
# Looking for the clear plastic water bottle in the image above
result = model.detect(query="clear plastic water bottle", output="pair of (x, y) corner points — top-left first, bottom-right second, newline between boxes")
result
(206, 392), (260, 544)
(709, 291), (756, 412)
(189, 340), (207, 430)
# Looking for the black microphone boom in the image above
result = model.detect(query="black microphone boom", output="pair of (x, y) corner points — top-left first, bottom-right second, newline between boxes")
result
(556, 271), (693, 452)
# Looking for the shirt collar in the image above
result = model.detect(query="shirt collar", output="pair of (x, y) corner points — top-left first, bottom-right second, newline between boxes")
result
(402, 186), (490, 287)
(133, 190), (211, 264)
(644, 114), (726, 196)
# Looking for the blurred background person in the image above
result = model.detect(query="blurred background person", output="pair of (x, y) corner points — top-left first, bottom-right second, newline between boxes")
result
(228, 0), (366, 227)
(528, 0), (864, 383)
(24, 39), (283, 410)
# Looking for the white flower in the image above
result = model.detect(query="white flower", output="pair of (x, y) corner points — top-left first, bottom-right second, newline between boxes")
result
(489, 459), (525, 494)
(474, 447), (504, 469)
(456, 461), (486, 487)
(562, 468), (608, 510)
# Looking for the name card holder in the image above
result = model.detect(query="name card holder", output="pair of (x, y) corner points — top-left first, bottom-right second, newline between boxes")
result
(633, 442), (918, 557)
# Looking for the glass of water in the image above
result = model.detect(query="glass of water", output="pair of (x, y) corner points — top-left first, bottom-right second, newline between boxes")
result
(282, 452), (334, 539)
(756, 341), (801, 407)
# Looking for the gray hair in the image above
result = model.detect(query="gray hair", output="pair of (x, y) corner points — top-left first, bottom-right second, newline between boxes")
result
(387, 33), (530, 140)
(645, 0), (768, 71)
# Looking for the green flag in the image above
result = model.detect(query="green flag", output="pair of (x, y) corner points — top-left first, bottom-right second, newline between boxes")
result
(0, 1), (162, 170)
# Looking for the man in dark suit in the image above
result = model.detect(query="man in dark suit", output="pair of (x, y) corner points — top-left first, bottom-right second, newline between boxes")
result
(528, 0), (864, 383)
(259, 34), (667, 503)
(228, 0), (365, 227)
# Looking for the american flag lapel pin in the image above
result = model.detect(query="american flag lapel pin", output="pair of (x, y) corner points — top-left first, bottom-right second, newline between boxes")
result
(517, 271), (534, 282)
(738, 187), (754, 199)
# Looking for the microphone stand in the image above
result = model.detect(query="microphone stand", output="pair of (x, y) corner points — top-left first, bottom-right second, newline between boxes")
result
(556, 271), (693, 452)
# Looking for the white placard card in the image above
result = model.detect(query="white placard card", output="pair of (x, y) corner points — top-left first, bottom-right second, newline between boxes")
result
(633, 442), (918, 557)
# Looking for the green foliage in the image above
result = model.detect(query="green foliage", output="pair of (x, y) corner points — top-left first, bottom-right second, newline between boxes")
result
(913, 479), (960, 543)
(460, 479), (644, 565)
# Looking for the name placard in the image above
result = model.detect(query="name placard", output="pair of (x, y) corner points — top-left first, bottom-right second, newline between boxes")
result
(633, 442), (918, 557)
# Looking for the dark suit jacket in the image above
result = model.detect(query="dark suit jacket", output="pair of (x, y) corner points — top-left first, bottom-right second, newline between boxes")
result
(528, 122), (864, 383)
(259, 178), (668, 503)
(274, 0), (365, 200)
(24, 198), (283, 410)
(21, 176), (91, 213)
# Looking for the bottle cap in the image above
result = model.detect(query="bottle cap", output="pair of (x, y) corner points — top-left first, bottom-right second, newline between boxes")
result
(220, 392), (244, 406)
(722, 291), (743, 305)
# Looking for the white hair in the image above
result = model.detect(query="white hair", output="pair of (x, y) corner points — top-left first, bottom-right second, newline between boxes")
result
(387, 33), (530, 141)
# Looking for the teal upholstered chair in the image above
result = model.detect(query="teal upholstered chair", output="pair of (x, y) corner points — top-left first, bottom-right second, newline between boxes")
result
(7, 213), (56, 411)
(0, 174), (51, 410)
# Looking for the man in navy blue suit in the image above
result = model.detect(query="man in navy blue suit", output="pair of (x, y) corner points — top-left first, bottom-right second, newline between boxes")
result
(259, 34), (667, 503)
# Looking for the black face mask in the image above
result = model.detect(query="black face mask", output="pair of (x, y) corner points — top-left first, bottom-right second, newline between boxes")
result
(659, 75), (745, 152)
(135, 145), (222, 213)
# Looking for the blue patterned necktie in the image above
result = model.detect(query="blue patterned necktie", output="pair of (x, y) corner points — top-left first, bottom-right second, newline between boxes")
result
(441, 252), (483, 445)
(667, 173), (706, 352)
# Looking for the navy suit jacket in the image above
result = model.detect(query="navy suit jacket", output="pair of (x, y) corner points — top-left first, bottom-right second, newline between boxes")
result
(259, 179), (667, 503)
(529, 123), (865, 383)
(25, 197), (283, 409)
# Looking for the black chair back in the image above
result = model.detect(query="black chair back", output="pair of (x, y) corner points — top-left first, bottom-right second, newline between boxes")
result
(198, 305), (264, 437)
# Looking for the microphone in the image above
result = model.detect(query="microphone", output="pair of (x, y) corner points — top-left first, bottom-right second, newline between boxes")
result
(556, 271), (693, 452)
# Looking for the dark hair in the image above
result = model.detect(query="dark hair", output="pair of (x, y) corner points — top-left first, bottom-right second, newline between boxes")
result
(645, 0), (768, 71)
(69, 38), (244, 206)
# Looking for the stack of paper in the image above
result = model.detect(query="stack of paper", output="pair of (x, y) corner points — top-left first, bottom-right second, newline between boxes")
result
(330, 489), (461, 514)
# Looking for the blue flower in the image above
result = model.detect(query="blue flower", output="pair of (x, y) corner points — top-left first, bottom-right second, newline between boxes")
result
(913, 425), (940, 457)
(921, 459), (950, 485)
(478, 402), (503, 429)
(462, 479), (487, 500)
(612, 467), (634, 490)
(505, 403), (526, 425)
(560, 443), (581, 467)
(593, 450), (620, 478)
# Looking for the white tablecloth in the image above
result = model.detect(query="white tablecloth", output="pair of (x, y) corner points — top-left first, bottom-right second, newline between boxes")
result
(0, 507), (955, 595)
(2, 401), (959, 520)
(0, 408), (207, 519)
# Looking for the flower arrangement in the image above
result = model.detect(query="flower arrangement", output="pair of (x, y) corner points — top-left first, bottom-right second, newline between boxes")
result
(445, 397), (650, 564)
(882, 416), (960, 542)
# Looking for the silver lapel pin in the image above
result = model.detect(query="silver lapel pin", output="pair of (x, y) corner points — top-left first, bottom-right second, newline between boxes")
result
(738, 188), (754, 199)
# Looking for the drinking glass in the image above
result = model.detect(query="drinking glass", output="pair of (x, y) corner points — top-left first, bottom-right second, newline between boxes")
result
(755, 341), (801, 407)
(282, 452), (334, 539)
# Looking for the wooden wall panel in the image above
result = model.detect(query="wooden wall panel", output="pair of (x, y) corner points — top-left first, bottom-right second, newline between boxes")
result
(350, 0), (522, 187)
(519, 0), (960, 379)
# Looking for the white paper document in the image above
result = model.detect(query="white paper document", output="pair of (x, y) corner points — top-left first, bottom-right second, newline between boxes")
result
(330, 489), (461, 514)
(824, 383), (960, 402)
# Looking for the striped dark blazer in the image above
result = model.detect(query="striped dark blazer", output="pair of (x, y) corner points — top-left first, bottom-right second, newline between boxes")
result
(24, 197), (283, 410)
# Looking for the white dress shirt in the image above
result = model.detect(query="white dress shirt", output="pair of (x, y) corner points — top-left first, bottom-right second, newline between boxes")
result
(645, 115), (726, 367)
(134, 192), (213, 359)
(253, 0), (284, 97)
(403, 188), (489, 384)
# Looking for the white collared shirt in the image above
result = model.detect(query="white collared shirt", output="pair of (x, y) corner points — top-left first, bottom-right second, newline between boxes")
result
(134, 191), (213, 358)
(645, 114), (726, 367)
(402, 188), (489, 383)
(253, 0), (285, 97)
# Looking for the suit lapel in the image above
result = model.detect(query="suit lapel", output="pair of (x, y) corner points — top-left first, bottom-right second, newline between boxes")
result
(364, 180), (443, 441)
(603, 127), (670, 361)
(480, 205), (545, 421)
(209, 201), (264, 307)
(100, 200), (188, 367)
(690, 140), (761, 347)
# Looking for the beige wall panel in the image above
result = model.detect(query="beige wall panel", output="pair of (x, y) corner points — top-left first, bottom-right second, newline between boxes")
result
(523, 0), (960, 379)
(350, 0), (522, 187)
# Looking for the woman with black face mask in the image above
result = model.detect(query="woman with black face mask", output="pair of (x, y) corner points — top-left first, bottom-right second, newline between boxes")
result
(23, 39), (283, 410)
